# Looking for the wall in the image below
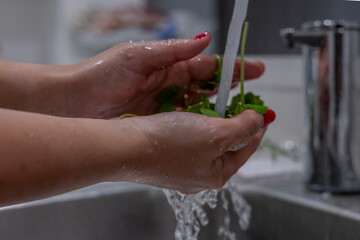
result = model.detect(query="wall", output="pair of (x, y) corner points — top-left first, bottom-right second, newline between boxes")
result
(211, 55), (305, 146)
(218, 0), (360, 54)
(0, 0), (57, 64)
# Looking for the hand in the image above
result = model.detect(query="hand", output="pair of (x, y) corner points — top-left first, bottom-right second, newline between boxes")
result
(66, 32), (265, 118)
(117, 110), (266, 194)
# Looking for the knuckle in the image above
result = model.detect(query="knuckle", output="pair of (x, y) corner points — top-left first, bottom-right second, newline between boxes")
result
(241, 110), (263, 135)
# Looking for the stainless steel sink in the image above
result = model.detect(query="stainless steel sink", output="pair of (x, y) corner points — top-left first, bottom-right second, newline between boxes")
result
(1, 174), (360, 240)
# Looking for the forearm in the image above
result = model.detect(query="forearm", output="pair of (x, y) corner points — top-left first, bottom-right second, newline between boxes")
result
(0, 108), (146, 206)
(0, 60), (74, 115)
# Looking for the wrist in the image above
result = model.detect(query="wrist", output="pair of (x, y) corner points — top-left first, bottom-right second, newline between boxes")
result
(34, 64), (77, 116)
(87, 117), (153, 183)
(0, 60), (77, 116)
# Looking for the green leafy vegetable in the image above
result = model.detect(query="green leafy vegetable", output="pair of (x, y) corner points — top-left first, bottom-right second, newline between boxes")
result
(200, 108), (220, 118)
(200, 54), (223, 91)
(158, 102), (176, 113)
(183, 93), (211, 114)
(157, 86), (181, 113)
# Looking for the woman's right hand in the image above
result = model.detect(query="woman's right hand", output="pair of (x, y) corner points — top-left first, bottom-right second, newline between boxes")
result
(114, 110), (268, 194)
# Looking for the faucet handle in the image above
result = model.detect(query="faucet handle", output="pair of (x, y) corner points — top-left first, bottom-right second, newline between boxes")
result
(280, 28), (325, 48)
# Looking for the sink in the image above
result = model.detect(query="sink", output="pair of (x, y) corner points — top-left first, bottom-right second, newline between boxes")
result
(1, 174), (360, 240)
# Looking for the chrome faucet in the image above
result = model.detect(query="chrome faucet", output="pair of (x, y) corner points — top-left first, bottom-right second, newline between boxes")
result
(281, 20), (360, 192)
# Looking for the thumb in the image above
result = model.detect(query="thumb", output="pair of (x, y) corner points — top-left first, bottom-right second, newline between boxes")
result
(126, 32), (211, 74)
(218, 110), (264, 153)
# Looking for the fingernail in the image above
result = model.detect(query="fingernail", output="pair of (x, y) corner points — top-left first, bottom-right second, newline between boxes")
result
(255, 61), (265, 74)
(193, 31), (209, 40)
(263, 109), (276, 127)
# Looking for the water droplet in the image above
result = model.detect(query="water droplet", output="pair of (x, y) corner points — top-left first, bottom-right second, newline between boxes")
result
(230, 141), (249, 152)
(94, 60), (104, 66)
(209, 128), (216, 134)
(126, 53), (134, 60)
(145, 46), (152, 50)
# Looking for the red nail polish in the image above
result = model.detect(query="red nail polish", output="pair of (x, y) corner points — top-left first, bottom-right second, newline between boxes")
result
(193, 31), (209, 40)
(263, 109), (276, 126)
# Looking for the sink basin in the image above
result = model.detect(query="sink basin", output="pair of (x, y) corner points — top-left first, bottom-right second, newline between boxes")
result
(1, 174), (360, 240)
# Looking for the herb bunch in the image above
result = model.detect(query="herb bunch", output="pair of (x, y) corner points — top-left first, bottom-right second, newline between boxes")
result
(156, 22), (267, 119)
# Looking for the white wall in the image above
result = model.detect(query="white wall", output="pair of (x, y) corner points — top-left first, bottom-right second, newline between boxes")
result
(0, 0), (57, 64)
(224, 55), (305, 146)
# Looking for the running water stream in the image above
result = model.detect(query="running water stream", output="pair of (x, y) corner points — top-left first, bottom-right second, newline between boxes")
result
(164, 0), (251, 239)
(215, 0), (249, 117)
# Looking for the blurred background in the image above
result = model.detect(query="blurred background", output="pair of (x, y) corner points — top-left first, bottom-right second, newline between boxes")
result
(0, 0), (219, 64)
(2, 0), (360, 64)
(0, 0), (359, 158)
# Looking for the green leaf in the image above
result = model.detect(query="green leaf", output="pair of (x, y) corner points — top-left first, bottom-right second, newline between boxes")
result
(245, 92), (264, 105)
(119, 113), (138, 119)
(198, 93), (207, 102)
(200, 108), (221, 118)
(234, 104), (247, 116)
(246, 104), (268, 114)
(183, 103), (202, 114)
(158, 103), (176, 113)
(200, 81), (217, 91)
(228, 94), (241, 113)
(200, 54), (222, 90)
(157, 86), (181, 105)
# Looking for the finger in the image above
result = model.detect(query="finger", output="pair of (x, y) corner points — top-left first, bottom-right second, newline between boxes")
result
(199, 81), (239, 99)
(187, 55), (265, 82)
(125, 32), (212, 75)
(234, 60), (265, 80)
(221, 128), (266, 183)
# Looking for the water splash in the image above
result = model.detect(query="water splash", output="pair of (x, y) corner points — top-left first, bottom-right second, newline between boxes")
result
(226, 180), (251, 231)
(164, 179), (251, 240)
(230, 140), (249, 152)
(163, 189), (218, 240)
(218, 191), (236, 240)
